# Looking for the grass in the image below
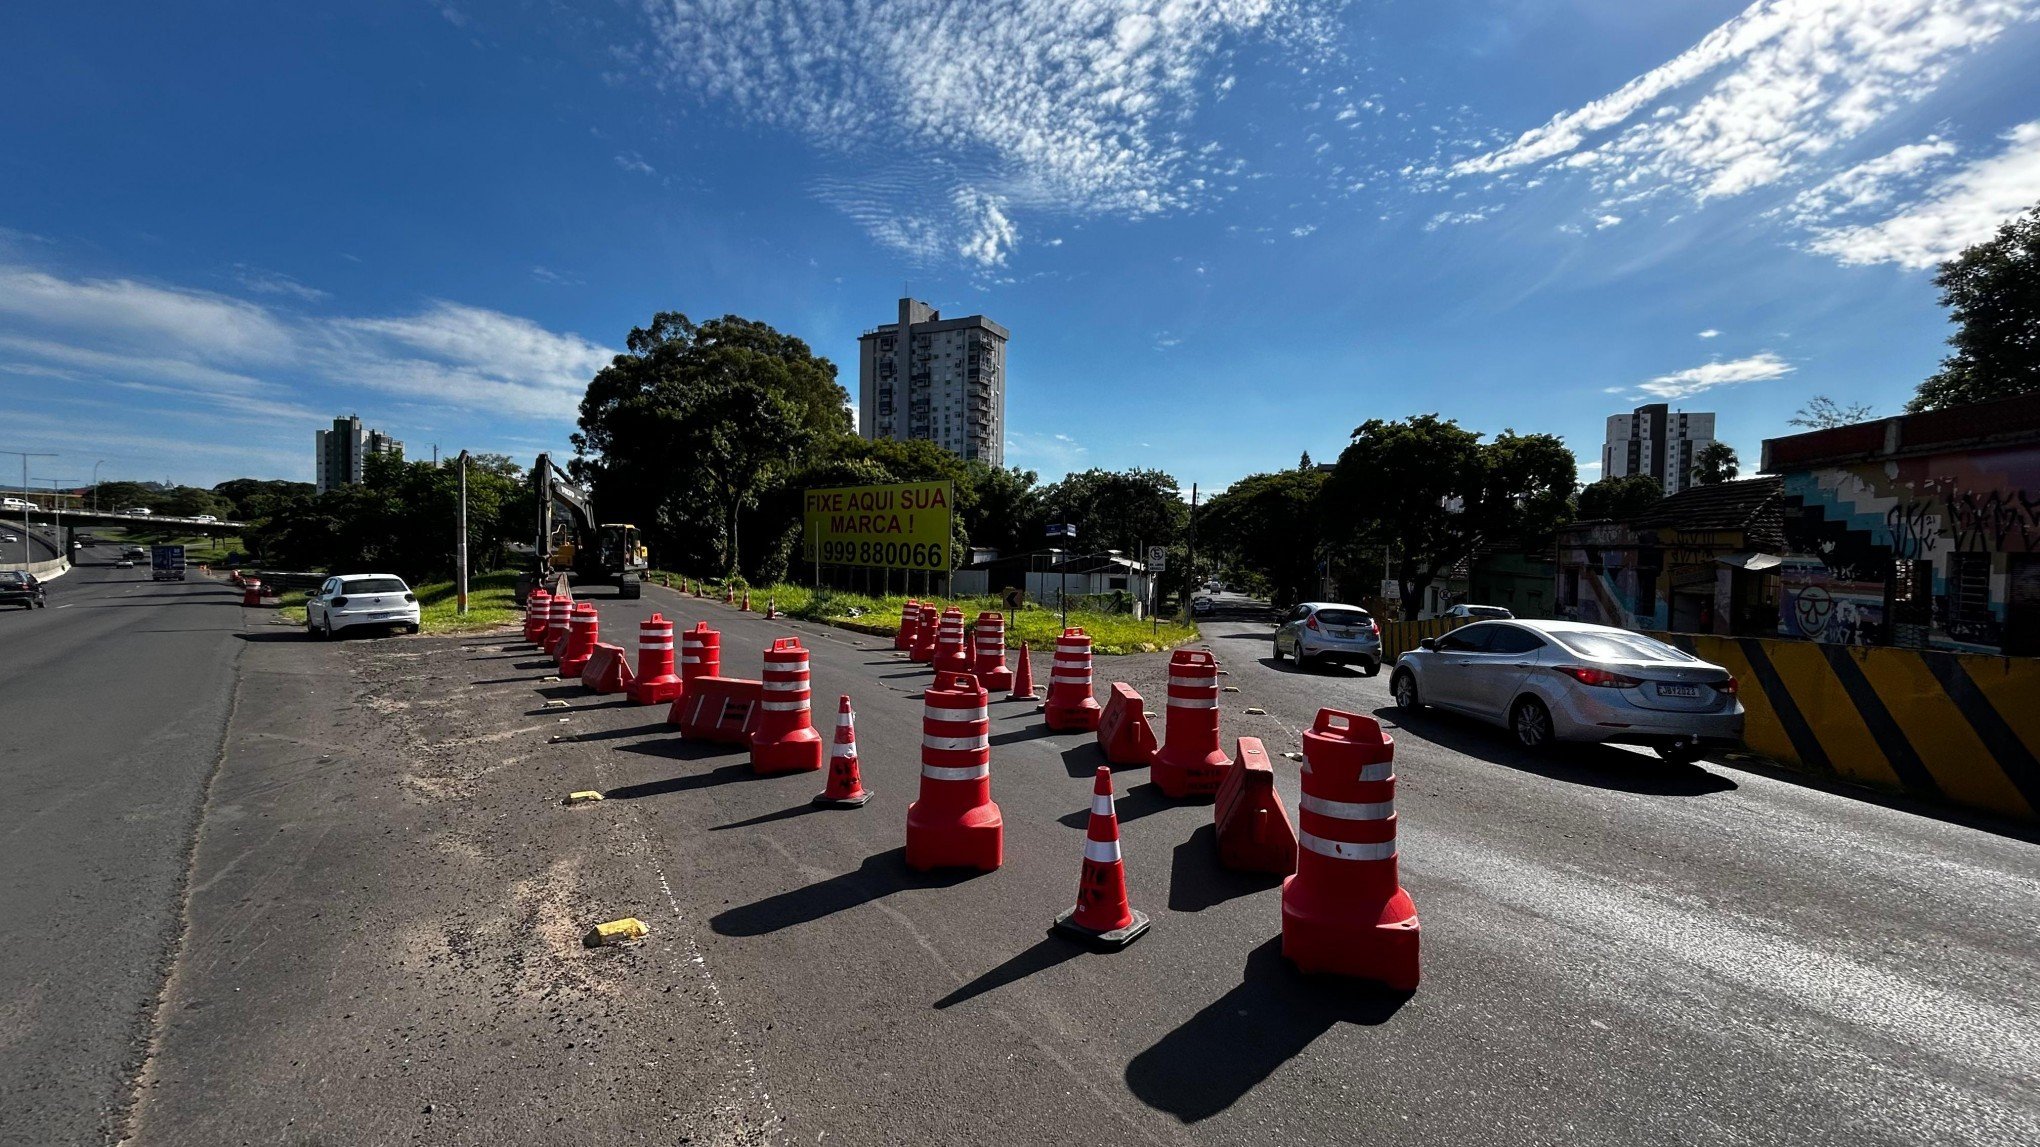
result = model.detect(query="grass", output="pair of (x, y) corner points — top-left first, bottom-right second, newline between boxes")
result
(273, 571), (522, 635)
(648, 573), (1198, 654)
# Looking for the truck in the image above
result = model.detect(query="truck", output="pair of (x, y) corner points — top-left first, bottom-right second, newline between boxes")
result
(515, 453), (648, 604)
(150, 544), (186, 581)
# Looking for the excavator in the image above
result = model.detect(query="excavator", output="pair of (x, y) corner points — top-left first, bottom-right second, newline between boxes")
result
(515, 453), (648, 604)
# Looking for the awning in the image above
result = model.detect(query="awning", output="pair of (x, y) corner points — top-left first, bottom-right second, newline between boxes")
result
(1715, 551), (1782, 572)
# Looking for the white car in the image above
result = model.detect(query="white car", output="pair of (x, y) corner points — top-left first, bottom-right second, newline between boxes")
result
(306, 573), (422, 638)
(193, 514), (218, 524)
(1442, 603), (1514, 620)
(122, 506), (153, 516)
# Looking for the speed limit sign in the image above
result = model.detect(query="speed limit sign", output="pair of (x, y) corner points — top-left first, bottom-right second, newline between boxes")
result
(1147, 545), (1167, 570)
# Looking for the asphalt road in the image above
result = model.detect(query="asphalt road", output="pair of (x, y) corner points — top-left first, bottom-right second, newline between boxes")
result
(2, 522), (60, 564)
(106, 584), (2040, 1145)
(0, 547), (254, 1146)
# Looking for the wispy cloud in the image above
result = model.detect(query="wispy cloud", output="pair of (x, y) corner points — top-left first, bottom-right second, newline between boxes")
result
(231, 264), (328, 302)
(1631, 352), (1796, 400)
(1005, 428), (1089, 475)
(1697, 329), (1722, 338)
(1801, 120), (2040, 268)
(640, 0), (1340, 267)
(614, 152), (654, 175)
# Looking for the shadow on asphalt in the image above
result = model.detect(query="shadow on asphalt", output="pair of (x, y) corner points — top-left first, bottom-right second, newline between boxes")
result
(603, 759), (754, 799)
(990, 722), (1058, 748)
(1058, 740), (1125, 779)
(613, 737), (743, 766)
(231, 631), (312, 643)
(1372, 706), (1739, 797)
(710, 847), (980, 937)
(1168, 825), (1283, 912)
(1057, 780), (1172, 828)
(473, 676), (546, 686)
(1125, 938), (1410, 1122)
(933, 934), (1086, 1010)
(711, 803), (833, 831)
(554, 721), (670, 744)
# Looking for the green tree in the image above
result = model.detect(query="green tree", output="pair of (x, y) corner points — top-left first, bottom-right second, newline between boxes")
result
(574, 312), (851, 578)
(1690, 442), (1740, 486)
(1908, 202), (2040, 412)
(1037, 467), (1188, 557)
(1198, 468), (1327, 606)
(1322, 416), (1575, 614)
(1577, 474), (1663, 519)
(1787, 395), (1874, 430)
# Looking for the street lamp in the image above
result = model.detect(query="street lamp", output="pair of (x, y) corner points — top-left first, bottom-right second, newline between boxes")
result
(455, 451), (470, 615)
(92, 460), (105, 511)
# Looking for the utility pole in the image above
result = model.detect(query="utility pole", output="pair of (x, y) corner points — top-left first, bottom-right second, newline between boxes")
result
(2, 450), (56, 565)
(456, 451), (470, 615)
(92, 460), (106, 511)
(1185, 483), (1198, 603)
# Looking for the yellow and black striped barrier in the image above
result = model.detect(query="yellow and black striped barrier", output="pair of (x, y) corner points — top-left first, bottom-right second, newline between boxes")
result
(1378, 617), (1470, 663)
(1661, 633), (2038, 824)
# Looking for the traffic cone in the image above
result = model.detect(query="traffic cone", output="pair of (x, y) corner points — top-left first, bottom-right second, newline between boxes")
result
(765, 595), (777, 620)
(814, 696), (871, 807)
(741, 588), (752, 612)
(724, 583), (734, 604)
(1054, 766), (1150, 949)
(1011, 642), (1037, 701)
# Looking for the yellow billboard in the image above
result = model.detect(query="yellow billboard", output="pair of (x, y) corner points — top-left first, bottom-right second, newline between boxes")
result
(804, 481), (953, 571)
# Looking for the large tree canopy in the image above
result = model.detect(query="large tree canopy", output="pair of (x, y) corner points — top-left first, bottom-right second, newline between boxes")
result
(1197, 467), (1328, 607)
(1909, 202), (2040, 412)
(1577, 474), (1664, 520)
(1323, 416), (1575, 613)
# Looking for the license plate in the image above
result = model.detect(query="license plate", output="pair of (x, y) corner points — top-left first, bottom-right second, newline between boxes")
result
(1332, 629), (1355, 639)
(1657, 683), (1701, 698)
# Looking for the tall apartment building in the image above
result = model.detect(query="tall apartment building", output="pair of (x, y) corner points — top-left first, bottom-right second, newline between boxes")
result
(315, 415), (403, 494)
(1602, 403), (1717, 496)
(857, 298), (1007, 468)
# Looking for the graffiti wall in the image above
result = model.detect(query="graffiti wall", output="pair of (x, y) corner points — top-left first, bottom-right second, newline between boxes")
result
(1779, 442), (2040, 653)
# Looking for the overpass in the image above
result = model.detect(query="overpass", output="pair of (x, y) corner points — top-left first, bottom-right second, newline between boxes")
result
(4, 507), (248, 534)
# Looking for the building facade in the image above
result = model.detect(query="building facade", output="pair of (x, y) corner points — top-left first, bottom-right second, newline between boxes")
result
(1764, 392), (2040, 655)
(314, 415), (402, 494)
(1603, 403), (1718, 496)
(1556, 476), (1784, 636)
(857, 298), (1007, 468)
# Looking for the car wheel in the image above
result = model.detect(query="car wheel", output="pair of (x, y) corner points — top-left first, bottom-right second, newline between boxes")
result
(1360, 659), (1380, 678)
(1511, 696), (1555, 753)
(1656, 742), (1705, 766)
(1270, 638), (1284, 664)
(1391, 670), (1421, 710)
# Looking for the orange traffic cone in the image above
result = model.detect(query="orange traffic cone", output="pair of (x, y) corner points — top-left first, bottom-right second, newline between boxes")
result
(724, 583), (733, 604)
(814, 696), (872, 808)
(1054, 766), (1150, 949)
(741, 588), (752, 612)
(1010, 643), (1038, 701)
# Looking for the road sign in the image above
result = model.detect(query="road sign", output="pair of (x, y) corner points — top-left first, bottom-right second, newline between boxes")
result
(1147, 545), (1167, 571)
(1046, 523), (1077, 538)
(803, 481), (953, 572)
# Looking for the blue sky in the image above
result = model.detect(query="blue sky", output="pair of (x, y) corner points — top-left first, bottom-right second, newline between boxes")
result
(3, 1), (2038, 493)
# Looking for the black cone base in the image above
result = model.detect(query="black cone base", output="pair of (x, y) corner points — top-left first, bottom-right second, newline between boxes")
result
(1053, 907), (1151, 950)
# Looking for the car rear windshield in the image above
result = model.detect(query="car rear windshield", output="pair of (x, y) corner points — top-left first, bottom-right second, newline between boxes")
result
(1315, 608), (1372, 627)
(0, 571), (27, 585)
(1550, 630), (1695, 663)
(342, 577), (409, 595)
(1465, 606), (1511, 618)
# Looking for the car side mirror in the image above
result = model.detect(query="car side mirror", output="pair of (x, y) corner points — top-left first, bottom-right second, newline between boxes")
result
(1419, 638), (1438, 651)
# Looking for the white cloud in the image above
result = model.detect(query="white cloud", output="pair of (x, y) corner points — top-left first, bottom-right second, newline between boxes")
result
(953, 187), (1019, 268)
(232, 264), (328, 302)
(1781, 135), (1962, 227)
(1632, 352), (1796, 399)
(1290, 223), (1317, 237)
(614, 152), (655, 175)
(1451, 0), (2034, 204)
(640, 0), (1336, 265)
(0, 265), (293, 362)
(1698, 328), (1722, 338)
(1594, 213), (1623, 229)
(1802, 120), (2040, 267)
(328, 301), (615, 420)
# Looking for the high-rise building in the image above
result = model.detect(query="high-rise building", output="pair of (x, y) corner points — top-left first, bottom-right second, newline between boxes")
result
(1602, 403), (1717, 496)
(315, 415), (403, 494)
(857, 298), (1007, 467)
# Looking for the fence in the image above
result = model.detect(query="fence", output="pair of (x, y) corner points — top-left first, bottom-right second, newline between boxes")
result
(1661, 633), (2038, 824)
(1378, 616), (1469, 662)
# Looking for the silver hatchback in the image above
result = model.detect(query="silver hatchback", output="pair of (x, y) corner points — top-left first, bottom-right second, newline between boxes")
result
(1273, 602), (1384, 675)
(1389, 620), (1743, 763)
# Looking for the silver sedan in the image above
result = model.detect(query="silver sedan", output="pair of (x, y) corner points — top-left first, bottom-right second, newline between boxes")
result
(1272, 601), (1384, 675)
(1389, 619), (1744, 763)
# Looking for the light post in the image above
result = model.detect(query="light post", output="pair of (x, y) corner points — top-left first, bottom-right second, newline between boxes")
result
(92, 460), (105, 511)
(455, 451), (470, 616)
(1045, 521), (1076, 630)
(2, 450), (56, 564)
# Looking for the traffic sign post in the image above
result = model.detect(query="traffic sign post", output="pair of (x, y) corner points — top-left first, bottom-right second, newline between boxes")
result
(1046, 524), (1076, 628)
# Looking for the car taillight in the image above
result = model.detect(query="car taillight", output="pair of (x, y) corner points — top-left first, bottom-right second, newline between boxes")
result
(330, 596), (349, 608)
(1717, 675), (1738, 695)
(1557, 666), (1641, 688)
(403, 593), (416, 603)
(1369, 619), (1380, 635)
(1305, 615), (1320, 631)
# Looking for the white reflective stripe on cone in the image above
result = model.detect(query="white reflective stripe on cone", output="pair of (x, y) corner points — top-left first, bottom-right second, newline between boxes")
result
(1091, 794), (1113, 816)
(921, 733), (990, 752)
(1298, 831), (1396, 861)
(829, 742), (855, 758)
(1299, 794), (1395, 820)
(1168, 675), (1216, 689)
(641, 641), (673, 650)
(765, 660), (811, 673)
(927, 705), (989, 722)
(1169, 696), (1219, 709)
(1050, 673), (1092, 684)
(1083, 838), (1122, 864)
(1360, 762), (1395, 782)
(762, 679), (807, 692)
(922, 763), (991, 781)
(759, 699), (810, 712)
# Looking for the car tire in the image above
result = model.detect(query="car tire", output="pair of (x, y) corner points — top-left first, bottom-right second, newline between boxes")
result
(1360, 659), (1380, 678)
(1391, 670), (1421, 710)
(1270, 639), (1284, 664)
(1510, 696), (1555, 753)
(1656, 743), (1705, 766)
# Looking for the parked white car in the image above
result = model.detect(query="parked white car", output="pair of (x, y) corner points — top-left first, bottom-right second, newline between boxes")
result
(306, 573), (422, 638)
(1443, 603), (1514, 620)
(121, 506), (153, 516)
(193, 514), (219, 523)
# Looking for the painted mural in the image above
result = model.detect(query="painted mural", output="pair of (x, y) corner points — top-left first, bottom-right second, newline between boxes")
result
(1779, 442), (2040, 654)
